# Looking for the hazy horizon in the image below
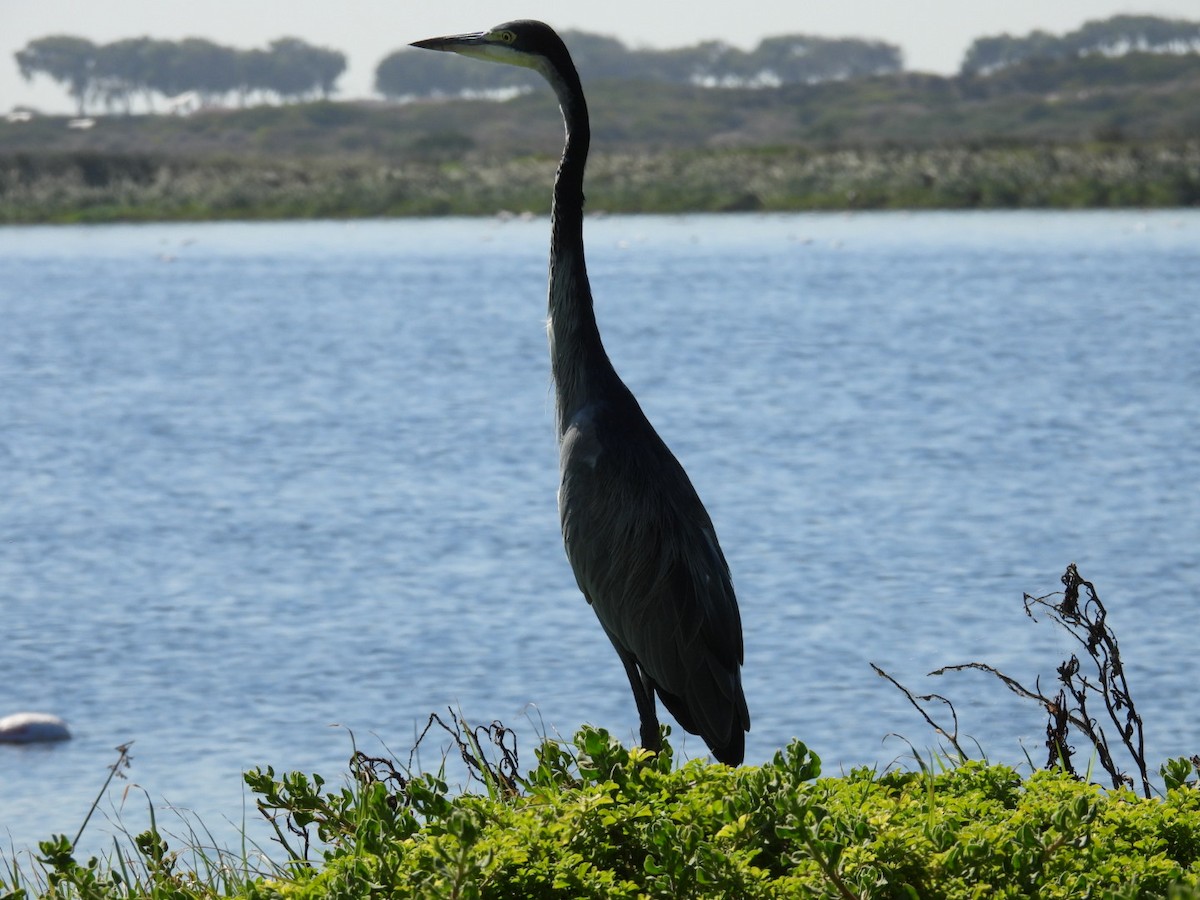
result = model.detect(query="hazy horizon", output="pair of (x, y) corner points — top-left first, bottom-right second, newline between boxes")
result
(4, 1), (1199, 114)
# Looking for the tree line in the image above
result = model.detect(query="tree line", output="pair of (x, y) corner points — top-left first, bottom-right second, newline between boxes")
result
(12, 14), (1200, 116)
(376, 14), (1199, 98)
(960, 14), (1200, 76)
(15, 35), (346, 115)
(375, 31), (904, 98)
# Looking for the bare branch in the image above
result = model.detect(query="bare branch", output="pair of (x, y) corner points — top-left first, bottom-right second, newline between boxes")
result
(883, 565), (1152, 797)
(871, 664), (969, 761)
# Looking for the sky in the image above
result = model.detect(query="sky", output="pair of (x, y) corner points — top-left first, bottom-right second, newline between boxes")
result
(4, 0), (1199, 113)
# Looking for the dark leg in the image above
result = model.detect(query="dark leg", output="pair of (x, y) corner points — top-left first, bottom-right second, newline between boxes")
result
(616, 648), (661, 753)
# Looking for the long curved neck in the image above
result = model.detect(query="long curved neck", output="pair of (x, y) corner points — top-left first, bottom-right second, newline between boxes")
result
(544, 63), (609, 438)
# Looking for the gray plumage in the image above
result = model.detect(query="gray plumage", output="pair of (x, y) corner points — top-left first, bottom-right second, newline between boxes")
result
(412, 20), (750, 765)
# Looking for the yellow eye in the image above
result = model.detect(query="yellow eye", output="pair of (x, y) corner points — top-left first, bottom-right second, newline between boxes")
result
(499, 30), (515, 43)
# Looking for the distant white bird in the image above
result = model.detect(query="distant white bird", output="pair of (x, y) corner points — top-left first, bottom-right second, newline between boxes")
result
(0, 712), (72, 743)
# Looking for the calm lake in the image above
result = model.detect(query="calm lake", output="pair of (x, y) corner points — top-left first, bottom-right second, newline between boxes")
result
(2, 210), (1198, 856)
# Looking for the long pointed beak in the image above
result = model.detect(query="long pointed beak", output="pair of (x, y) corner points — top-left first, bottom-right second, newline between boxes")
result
(410, 32), (489, 53)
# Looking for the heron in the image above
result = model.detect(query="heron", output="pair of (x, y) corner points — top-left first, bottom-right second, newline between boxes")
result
(412, 20), (750, 765)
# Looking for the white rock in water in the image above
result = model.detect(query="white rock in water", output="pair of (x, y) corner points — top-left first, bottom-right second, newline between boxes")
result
(0, 712), (72, 743)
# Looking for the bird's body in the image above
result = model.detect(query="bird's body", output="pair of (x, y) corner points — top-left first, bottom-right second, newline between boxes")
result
(413, 21), (749, 764)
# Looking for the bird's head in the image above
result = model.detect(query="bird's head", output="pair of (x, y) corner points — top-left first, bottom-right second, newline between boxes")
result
(411, 20), (574, 86)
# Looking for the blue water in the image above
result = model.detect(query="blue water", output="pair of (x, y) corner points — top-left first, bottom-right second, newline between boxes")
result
(2, 211), (1198, 857)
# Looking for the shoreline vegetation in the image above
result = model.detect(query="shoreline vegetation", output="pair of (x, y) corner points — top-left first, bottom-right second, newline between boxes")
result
(3, 140), (1200, 223)
(4, 45), (1200, 224)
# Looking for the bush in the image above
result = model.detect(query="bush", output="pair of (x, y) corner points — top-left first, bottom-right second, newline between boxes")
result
(221, 722), (1200, 900)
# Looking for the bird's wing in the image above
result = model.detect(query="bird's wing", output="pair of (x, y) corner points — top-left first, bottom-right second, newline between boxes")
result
(559, 393), (748, 744)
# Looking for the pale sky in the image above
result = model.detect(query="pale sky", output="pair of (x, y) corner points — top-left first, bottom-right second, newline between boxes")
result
(4, 0), (1199, 113)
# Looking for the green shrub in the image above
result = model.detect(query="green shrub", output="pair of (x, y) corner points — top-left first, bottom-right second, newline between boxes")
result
(7, 724), (1200, 899)
(225, 725), (1200, 900)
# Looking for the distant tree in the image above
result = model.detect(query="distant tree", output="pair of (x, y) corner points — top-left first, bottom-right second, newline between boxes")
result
(642, 41), (742, 85)
(1067, 14), (1200, 57)
(960, 31), (1060, 76)
(236, 47), (277, 104)
(741, 35), (902, 85)
(171, 39), (240, 101)
(138, 39), (179, 107)
(309, 45), (347, 98)
(263, 38), (314, 99)
(961, 14), (1200, 76)
(262, 38), (346, 100)
(376, 29), (644, 98)
(91, 37), (164, 113)
(556, 30), (634, 81)
(14, 35), (97, 114)
(380, 29), (903, 97)
(375, 47), (536, 98)
(16, 32), (348, 113)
